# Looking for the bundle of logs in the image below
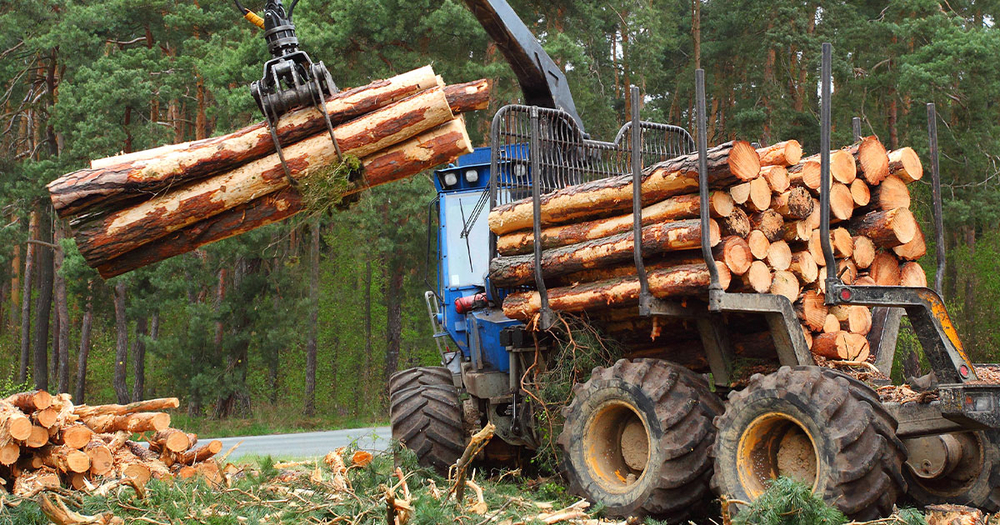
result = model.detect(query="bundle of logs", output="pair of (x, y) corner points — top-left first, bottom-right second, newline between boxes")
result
(47, 66), (490, 279)
(0, 391), (223, 496)
(488, 135), (926, 365)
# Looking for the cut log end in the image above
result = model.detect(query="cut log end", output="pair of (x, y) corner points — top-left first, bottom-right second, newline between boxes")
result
(714, 236), (752, 276)
(855, 136), (889, 185)
(747, 230), (771, 260)
(888, 147), (923, 183)
(741, 260), (772, 294)
(770, 270), (800, 303)
(729, 140), (763, 181)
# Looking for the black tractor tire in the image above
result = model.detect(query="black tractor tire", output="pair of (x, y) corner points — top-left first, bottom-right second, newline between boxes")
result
(713, 366), (907, 521)
(389, 384), (465, 475)
(557, 358), (724, 521)
(903, 429), (1000, 511)
(388, 366), (454, 393)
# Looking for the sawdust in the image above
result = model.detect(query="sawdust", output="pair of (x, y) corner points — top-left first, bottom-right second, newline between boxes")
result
(776, 431), (817, 487)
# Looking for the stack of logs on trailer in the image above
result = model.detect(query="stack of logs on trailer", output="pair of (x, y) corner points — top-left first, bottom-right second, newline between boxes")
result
(0, 391), (223, 496)
(46, 66), (490, 279)
(488, 136), (925, 367)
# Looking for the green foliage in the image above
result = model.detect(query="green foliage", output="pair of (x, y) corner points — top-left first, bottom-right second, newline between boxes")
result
(0, 374), (32, 399)
(731, 477), (847, 525)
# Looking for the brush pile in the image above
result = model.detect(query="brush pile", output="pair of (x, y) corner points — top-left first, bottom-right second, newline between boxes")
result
(488, 136), (927, 367)
(0, 391), (223, 496)
(47, 66), (490, 279)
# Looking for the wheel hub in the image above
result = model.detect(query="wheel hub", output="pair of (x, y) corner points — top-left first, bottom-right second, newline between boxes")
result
(904, 432), (983, 492)
(737, 413), (820, 497)
(583, 401), (650, 492)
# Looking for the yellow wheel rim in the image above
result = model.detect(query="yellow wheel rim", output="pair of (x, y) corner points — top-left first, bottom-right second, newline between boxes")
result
(736, 412), (820, 498)
(582, 401), (651, 493)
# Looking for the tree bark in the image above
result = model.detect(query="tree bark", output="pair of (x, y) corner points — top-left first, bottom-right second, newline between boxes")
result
(53, 223), (70, 393)
(502, 261), (731, 322)
(113, 281), (129, 404)
(304, 221), (319, 417)
(72, 87), (458, 268)
(131, 317), (148, 402)
(490, 219), (719, 288)
(849, 208), (916, 248)
(888, 147), (922, 183)
(50, 67), (442, 217)
(31, 207), (53, 392)
(91, 119), (472, 278)
(488, 141), (760, 235)
(75, 283), (93, 403)
(19, 210), (38, 384)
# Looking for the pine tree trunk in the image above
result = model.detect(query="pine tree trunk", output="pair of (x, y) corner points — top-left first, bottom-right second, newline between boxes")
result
(384, 259), (404, 387)
(304, 221), (319, 417)
(113, 281), (129, 404)
(9, 241), (20, 331)
(215, 258), (256, 419)
(54, 223), (70, 393)
(75, 283), (93, 403)
(19, 211), (38, 384)
(357, 259), (373, 416)
(31, 208), (53, 392)
(131, 317), (148, 402)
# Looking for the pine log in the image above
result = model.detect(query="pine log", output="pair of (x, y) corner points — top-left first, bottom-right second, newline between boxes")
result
(812, 331), (869, 361)
(797, 290), (829, 332)
(772, 187), (813, 219)
(747, 230), (771, 260)
(501, 261), (731, 322)
(0, 402), (33, 442)
(58, 424), (94, 449)
(26, 425), (48, 448)
(757, 140), (802, 166)
(86, 440), (115, 476)
(487, 141), (760, 235)
(900, 262), (928, 287)
(5, 390), (53, 413)
(864, 175), (910, 211)
(888, 147), (923, 184)
(852, 236), (876, 269)
(83, 412), (170, 434)
(34, 407), (58, 428)
(822, 314), (841, 334)
(12, 467), (60, 496)
(745, 177), (772, 212)
(93, 119), (473, 278)
(714, 235), (753, 275)
(488, 218), (719, 288)
(770, 270), (800, 302)
(549, 252), (704, 287)
(766, 240), (792, 271)
(893, 224), (927, 261)
(804, 198), (821, 229)
(720, 207), (751, 238)
(781, 221), (812, 244)
(150, 429), (191, 454)
(849, 208), (917, 247)
(829, 182), (855, 221)
(850, 178), (871, 207)
(761, 165), (790, 193)
(844, 136), (889, 186)
(833, 305), (872, 335)
(39, 445), (91, 474)
(808, 229), (853, 264)
(740, 260), (772, 293)
(441, 79), (493, 113)
(871, 251), (902, 286)
(73, 88), (457, 267)
(749, 209), (784, 242)
(174, 440), (223, 465)
(730, 182), (751, 205)
(495, 192), (731, 256)
(789, 251), (818, 284)
(837, 259), (859, 284)
(787, 158), (820, 190)
(803, 326), (813, 350)
(924, 504), (984, 525)
(51, 67), (442, 217)
(74, 398), (179, 419)
(855, 274), (876, 286)
(0, 442), (19, 466)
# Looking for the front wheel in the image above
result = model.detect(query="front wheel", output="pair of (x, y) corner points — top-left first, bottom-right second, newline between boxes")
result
(389, 380), (465, 475)
(712, 366), (907, 521)
(557, 358), (723, 521)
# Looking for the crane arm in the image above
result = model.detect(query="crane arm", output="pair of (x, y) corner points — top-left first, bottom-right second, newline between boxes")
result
(463, 0), (583, 131)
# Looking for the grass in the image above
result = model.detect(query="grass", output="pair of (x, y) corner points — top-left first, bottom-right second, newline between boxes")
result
(168, 401), (387, 438)
(1, 445), (583, 525)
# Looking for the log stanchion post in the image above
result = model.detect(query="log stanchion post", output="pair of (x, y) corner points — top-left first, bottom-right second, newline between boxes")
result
(631, 87), (653, 316)
(530, 107), (555, 330)
(819, 43), (840, 303)
(695, 70), (723, 311)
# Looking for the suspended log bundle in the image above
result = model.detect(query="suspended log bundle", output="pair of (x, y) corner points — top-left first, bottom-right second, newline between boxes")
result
(48, 67), (489, 278)
(487, 134), (930, 370)
(0, 392), (223, 496)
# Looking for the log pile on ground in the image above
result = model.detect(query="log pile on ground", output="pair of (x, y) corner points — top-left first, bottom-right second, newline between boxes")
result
(47, 66), (489, 278)
(489, 137), (927, 367)
(0, 391), (223, 496)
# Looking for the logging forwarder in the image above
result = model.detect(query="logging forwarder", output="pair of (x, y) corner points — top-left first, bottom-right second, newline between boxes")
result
(223, 0), (1000, 520)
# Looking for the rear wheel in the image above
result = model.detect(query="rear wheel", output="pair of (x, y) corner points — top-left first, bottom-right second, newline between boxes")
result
(388, 366), (454, 393)
(389, 381), (465, 475)
(713, 366), (907, 521)
(903, 430), (1000, 511)
(558, 358), (723, 521)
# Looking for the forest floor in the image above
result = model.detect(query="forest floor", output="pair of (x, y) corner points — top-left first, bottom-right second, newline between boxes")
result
(169, 406), (385, 438)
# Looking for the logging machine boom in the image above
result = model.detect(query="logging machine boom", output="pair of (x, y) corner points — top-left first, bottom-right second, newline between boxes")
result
(232, 0), (1000, 519)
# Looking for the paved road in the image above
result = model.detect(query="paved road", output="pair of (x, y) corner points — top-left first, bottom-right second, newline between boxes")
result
(216, 426), (391, 459)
